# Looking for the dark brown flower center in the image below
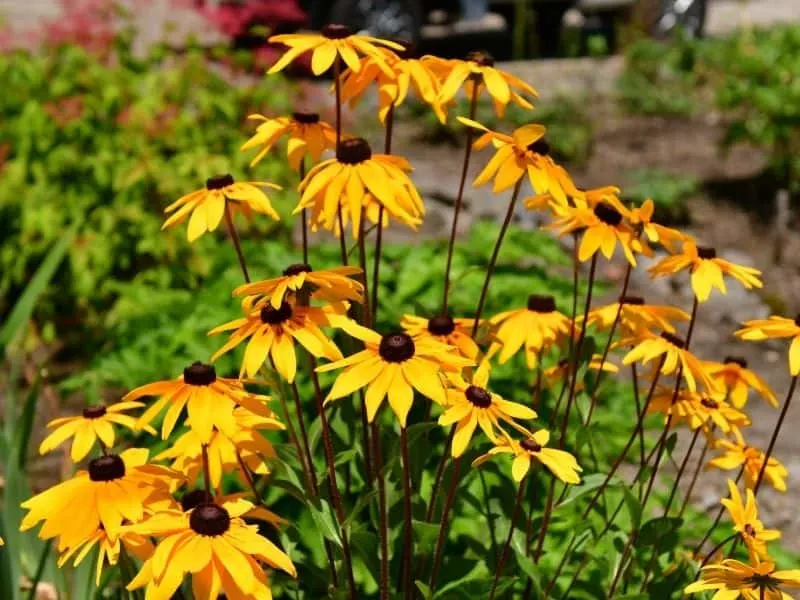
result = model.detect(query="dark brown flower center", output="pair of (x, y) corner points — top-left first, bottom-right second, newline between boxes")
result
(558, 358), (569, 368)
(794, 314), (800, 327)
(321, 24), (351, 39)
(744, 523), (756, 537)
(189, 503), (231, 537)
(283, 263), (312, 276)
(660, 331), (685, 349)
(260, 301), (293, 325)
(527, 294), (556, 313)
(700, 397), (719, 409)
(697, 246), (717, 259)
(206, 174), (234, 190)
(89, 455), (126, 482)
(619, 295), (645, 305)
(427, 315), (455, 336)
(378, 332), (415, 363)
(466, 49), (494, 66)
(527, 139), (550, 156)
(181, 489), (210, 512)
(520, 439), (542, 453)
(337, 137), (372, 164)
(724, 356), (748, 368)
(292, 112), (319, 124)
(184, 362), (217, 386)
(83, 405), (107, 419)
(594, 202), (623, 226)
(465, 385), (492, 408)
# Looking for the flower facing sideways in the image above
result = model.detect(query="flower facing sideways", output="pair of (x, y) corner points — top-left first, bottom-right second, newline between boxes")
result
(686, 558), (800, 600)
(721, 479), (780, 560)
(241, 112), (336, 170)
(736, 315), (800, 376)
(585, 295), (690, 336)
(473, 430), (582, 484)
(647, 388), (750, 434)
(705, 356), (777, 408)
(401, 313), (480, 360)
(708, 428), (788, 492)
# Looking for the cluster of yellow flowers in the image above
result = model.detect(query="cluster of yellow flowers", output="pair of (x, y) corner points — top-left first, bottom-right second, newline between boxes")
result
(13, 23), (800, 599)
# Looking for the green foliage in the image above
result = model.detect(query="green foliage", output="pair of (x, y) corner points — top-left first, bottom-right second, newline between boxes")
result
(626, 168), (698, 222)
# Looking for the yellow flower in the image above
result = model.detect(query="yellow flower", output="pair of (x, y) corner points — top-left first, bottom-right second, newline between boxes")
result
(234, 263), (364, 310)
(318, 323), (473, 426)
(124, 363), (272, 442)
(585, 295), (690, 335)
(439, 362), (537, 457)
(542, 355), (618, 391)
(20, 448), (179, 552)
(436, 51), (537, 118)
(163, 175), (280, 242)
(268, 24), (403, 75)
(721, 479), (780, 560)
(127, 499), (295, 600)
(57, 527), (153, 585)
(473, 430), (582, 484)
(622, 330), (720, 393)
(296, 137), (424, 238)
(458, 118), (576, 204)
(626, 198), (687, 252)
(241, 112), (336, 169)
(487, 295), (573, 368)
(649, 240), (763, 302)
(708, 428), (788, 492)
(647, 388), (750, 433)
(686, 558), (800, 599)
(209, 300), (346, 382)
(705, 357), (777, 408)
(736, 316), (800, 375)
(39, 401), (146, 462)
(401, 313), (480, 360)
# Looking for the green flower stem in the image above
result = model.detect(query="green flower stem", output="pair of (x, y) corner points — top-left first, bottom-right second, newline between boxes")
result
(489, 476), (527, 600)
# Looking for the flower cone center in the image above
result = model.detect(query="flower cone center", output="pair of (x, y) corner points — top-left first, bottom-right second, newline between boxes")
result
(465, 385), (492, 408)
(724, 356), (748, 368)
(206, 174), (234, 190)
(527, 139), (550, 156)
(379, 332), (415, 363)
(292, 112), (319, 124)
(261, 301), (293, 325)
(190, 503), (231, 537)
(83, 405), (107, 419)
(337, 138), (372, 164)
(660, 331), (685, 349)
(594, 202), (623, 226)
(701, 397), (719, 409)
(181, 489), (211, 512)
(283, 263), (312, 276)
(466, 50), (494, 66)
(184, 362), (217, 386)
(427, 315), (455, 336)
(697, 246), (717, 259)
(520, 439), (542, 453)
(89, 455), (126, 482)
(322, 23), (352, 39)
(527, 294), (556, 313)
(744, 523), (756, 537)
(619, 295), (645, 305)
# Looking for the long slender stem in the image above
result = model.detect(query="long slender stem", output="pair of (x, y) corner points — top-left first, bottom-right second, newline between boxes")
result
(679, 433), (711, 518)
(299, 158), (308, 264)
(400, 426), (414, 599)
(201, 444), (213, 501)
(753, 374), (798, 496)
(429, 456), (462, 589)
(533, 477), (555, 562)
(471, 179), (524, 336)
(698, 532), (737, 569)
(223, 201), (250, 283)
(357, 207), (373, 328)
(489, 477), (527, 600)
(290, 380), (319, 496)
(631, 363), (646, 481)
(425, 427), (455, 522)
(693, 466), (743, 554)
(372, 419), (389, 600)
(607, 529), (636, 596)
(372, 105), (394, 320)
(441, 88), (479, 313)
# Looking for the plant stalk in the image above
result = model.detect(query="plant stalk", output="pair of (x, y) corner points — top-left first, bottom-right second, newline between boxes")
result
(489, 477), (527, 600)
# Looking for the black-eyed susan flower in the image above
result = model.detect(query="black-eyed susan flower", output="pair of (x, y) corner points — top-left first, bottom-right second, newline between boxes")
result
(458, 118), (577, 204)
(296, 137), (424, 238)
(626, 198), (687, 252)
(57, 527), (153, 585)
(124, 362), (271, 443)
(401, 313), (480, 360)
(318, 322), (473, 426)
(209, 300), (346, 382)
(473, 430), (582, 484)
(268, 24), (402, 75)
(20, 448), (179, 552)
(706, 357), (777, 409)
(649, 241), (763, 302)
(487, 295), (572, 368)
(542, 355), (618, 391)
(721, 479), (780, 560)
(647, 388), (750, 433)
(39, 401), (147, 462)
(736, 316), (800, 376)
(439, 362), (537, 457)
(685, 558), (800, 599)
(241, 112), (336, 170)
(622, 330), (720, 393)
(162, 175), (281, 242)
(585, 295), (690, 336)
(127, 499), (295, 599)
(708, 428), (788, 492)
(436, 50), (537, 118)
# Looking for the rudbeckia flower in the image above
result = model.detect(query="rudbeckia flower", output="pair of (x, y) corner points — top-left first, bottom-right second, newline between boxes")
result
(436, 50), (537, 118)
(458, 118), (576, 203)
(626, 198), (687, 252)
(685, 558), (800, 599)
(234, 263), (364, 310)
(268, 24), (402, 75)
(721, 479), (780, 560)
(124, 362), (271, 443)
(705, 357), (777, 408)
(39, 401), (146, 462)
(210, 300), (346, 382)
(487, 295), (572, 368)
(736, 315), (800, 375)
(20, 448), (179, 552)
(401, 313), (480, 360)
(439, 362), (537, 457)
(318, 323), (473, 426)
(473, 430), (582, 484)
(127, 499), (295, 599)
(542, 355), (618, 391)
(163, 174), (281, 242)
(647, 388), (750, 433)
(296, 137), (424, 238)
(649, 241), (763, 302)
(708, 428), (788, 492)
(241, 112), (336, 169)
(57, 527), (153, 585)
(622, 330), (720, 393)
(585, 295), (690, 335)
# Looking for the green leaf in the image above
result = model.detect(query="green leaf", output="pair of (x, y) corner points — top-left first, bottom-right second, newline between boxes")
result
(638, 517), (683, 546)
(342, 489), (377, 529)
(510, 531), (543, 597)
(416, 581), (434, 600)
(622, 485), (643, 531)
(24, 541), (51, 600)
(557, 473), (620, 511)
(308, 500), (343, 548)
(412, 519), (441, 555)
(14, 373), (41, 470)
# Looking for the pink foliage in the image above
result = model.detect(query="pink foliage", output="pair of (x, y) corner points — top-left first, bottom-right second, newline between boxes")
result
(196, 0), (306, 39)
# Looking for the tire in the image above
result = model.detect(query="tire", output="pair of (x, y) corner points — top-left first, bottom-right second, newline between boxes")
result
(330, 0), (423, 45)
(652, 0), (707, 38)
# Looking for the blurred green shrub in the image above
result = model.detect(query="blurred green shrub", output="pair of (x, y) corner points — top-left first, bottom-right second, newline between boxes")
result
(626, 168), (698, 223)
